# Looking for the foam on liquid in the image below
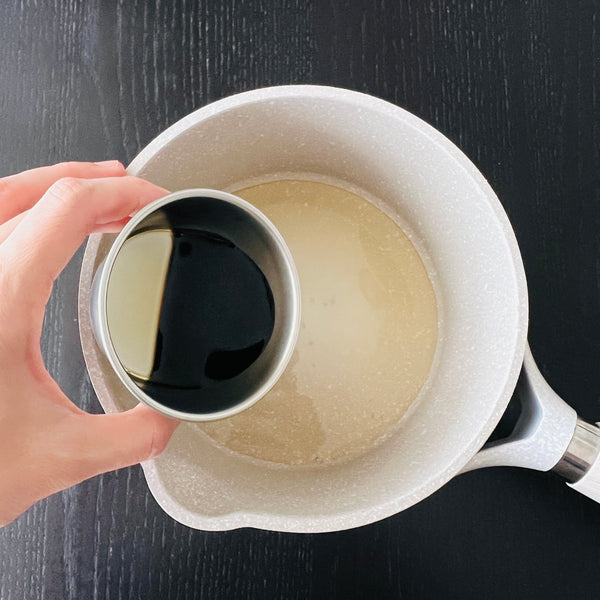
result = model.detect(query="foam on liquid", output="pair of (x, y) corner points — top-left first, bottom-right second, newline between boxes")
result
(199, 179), (438, 465)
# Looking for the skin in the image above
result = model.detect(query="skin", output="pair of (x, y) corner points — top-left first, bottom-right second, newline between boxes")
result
(0, 161), (180, 527)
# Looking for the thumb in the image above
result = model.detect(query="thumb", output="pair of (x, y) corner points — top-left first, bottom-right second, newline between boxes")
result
(72, 404), (180, 479)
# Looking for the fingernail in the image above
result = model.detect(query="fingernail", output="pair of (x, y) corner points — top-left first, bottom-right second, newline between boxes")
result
(94, 160), (123, 168)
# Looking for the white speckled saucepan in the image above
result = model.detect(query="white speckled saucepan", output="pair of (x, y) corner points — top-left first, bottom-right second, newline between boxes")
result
(78, 86), (600, 533)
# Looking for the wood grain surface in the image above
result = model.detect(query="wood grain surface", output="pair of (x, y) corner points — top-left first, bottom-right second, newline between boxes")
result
(1, 1), (600, 598)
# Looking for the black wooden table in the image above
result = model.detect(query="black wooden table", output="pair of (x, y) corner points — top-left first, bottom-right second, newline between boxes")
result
(1, 1), (600, 599)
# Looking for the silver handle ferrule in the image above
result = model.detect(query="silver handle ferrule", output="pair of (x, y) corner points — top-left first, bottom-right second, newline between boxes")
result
(553, 419), (600, 483)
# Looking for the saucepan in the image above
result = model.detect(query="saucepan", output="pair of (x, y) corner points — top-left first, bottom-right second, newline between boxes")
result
(78, 85), (600, 533)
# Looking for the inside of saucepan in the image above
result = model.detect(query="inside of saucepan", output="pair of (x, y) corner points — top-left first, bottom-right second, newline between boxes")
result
(80, 87), (527, 532)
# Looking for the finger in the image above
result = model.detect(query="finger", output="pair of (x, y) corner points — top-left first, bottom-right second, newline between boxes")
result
(92, 216), (132, 234)
(0, 212), (26, 245)
(65, 404), (179, 480)
(0, 160), (125, 225)
(0, 176), (168, 318)
(0, 212), (132, 245)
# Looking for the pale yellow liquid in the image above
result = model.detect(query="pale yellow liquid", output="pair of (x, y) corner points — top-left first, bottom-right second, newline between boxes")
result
(106, 230), (173, 380)
(199, 179), (438, 466)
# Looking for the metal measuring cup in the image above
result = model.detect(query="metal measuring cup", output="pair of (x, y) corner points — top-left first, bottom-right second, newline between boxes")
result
(90, 188), (301, 421)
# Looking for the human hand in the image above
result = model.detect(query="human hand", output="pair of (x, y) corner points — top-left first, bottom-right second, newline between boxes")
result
(0, 161), (179, 527)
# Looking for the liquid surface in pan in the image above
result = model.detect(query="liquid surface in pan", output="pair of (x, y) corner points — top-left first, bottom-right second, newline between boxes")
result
(199, 178), (438, 465)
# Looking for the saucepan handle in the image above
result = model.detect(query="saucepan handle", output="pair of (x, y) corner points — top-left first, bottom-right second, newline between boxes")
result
(462, 345), (600, 504)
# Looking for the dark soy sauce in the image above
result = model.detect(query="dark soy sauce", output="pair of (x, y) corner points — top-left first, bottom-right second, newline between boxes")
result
(110, 226), (275, 414)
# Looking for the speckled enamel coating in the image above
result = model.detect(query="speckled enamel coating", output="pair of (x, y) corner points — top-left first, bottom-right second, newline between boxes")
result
(78, 85), (529, 532)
